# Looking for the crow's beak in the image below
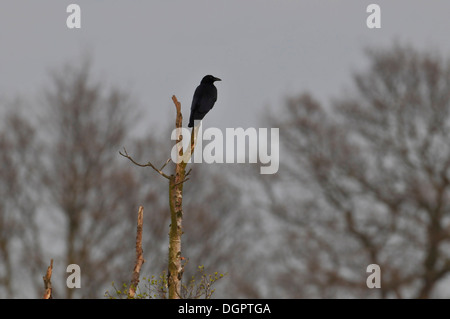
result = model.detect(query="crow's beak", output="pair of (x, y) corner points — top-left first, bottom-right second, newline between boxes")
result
(214, 77), (222, 82)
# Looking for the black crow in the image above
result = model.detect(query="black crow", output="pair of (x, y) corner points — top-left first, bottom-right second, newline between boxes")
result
(188, 75), (221, 127)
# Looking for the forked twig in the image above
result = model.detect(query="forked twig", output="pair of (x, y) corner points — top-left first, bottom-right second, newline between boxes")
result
(119, 147), (170, 179)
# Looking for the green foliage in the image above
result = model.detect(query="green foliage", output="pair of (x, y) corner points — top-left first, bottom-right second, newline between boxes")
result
(105, 265), (227, 299)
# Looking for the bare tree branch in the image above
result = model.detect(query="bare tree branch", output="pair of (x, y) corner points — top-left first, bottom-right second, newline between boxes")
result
(119, 147), (170, 180)
(159, 158), (172, 171)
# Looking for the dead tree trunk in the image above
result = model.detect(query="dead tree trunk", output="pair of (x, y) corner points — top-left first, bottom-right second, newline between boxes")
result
(128, 206), (145, 298)
(167, 95), (196, 299)
(120, 95), (196, 299)
(168, 174), (184, 298)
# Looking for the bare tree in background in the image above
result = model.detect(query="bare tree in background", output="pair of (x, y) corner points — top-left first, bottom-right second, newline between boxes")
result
(263, 44), (450, 298)
(40, 61), (141, 298)
(0, 109), (43, 297)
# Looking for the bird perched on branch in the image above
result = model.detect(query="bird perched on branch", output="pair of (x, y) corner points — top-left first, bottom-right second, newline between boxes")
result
(188, 75), (221, 127)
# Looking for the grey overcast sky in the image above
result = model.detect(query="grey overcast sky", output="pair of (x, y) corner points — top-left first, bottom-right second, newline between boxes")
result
(1, 1), (450, 131)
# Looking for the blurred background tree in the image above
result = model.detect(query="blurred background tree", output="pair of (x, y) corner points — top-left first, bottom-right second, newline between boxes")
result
(0, 107), (43, 298)
(261, 44), (450, 298)
(40, 60), (142, 298)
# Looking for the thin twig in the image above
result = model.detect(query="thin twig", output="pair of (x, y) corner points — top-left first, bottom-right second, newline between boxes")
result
(119, 147), (170, 179)
(172, 177), (190, 188)
(160, 158), (172, 171)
